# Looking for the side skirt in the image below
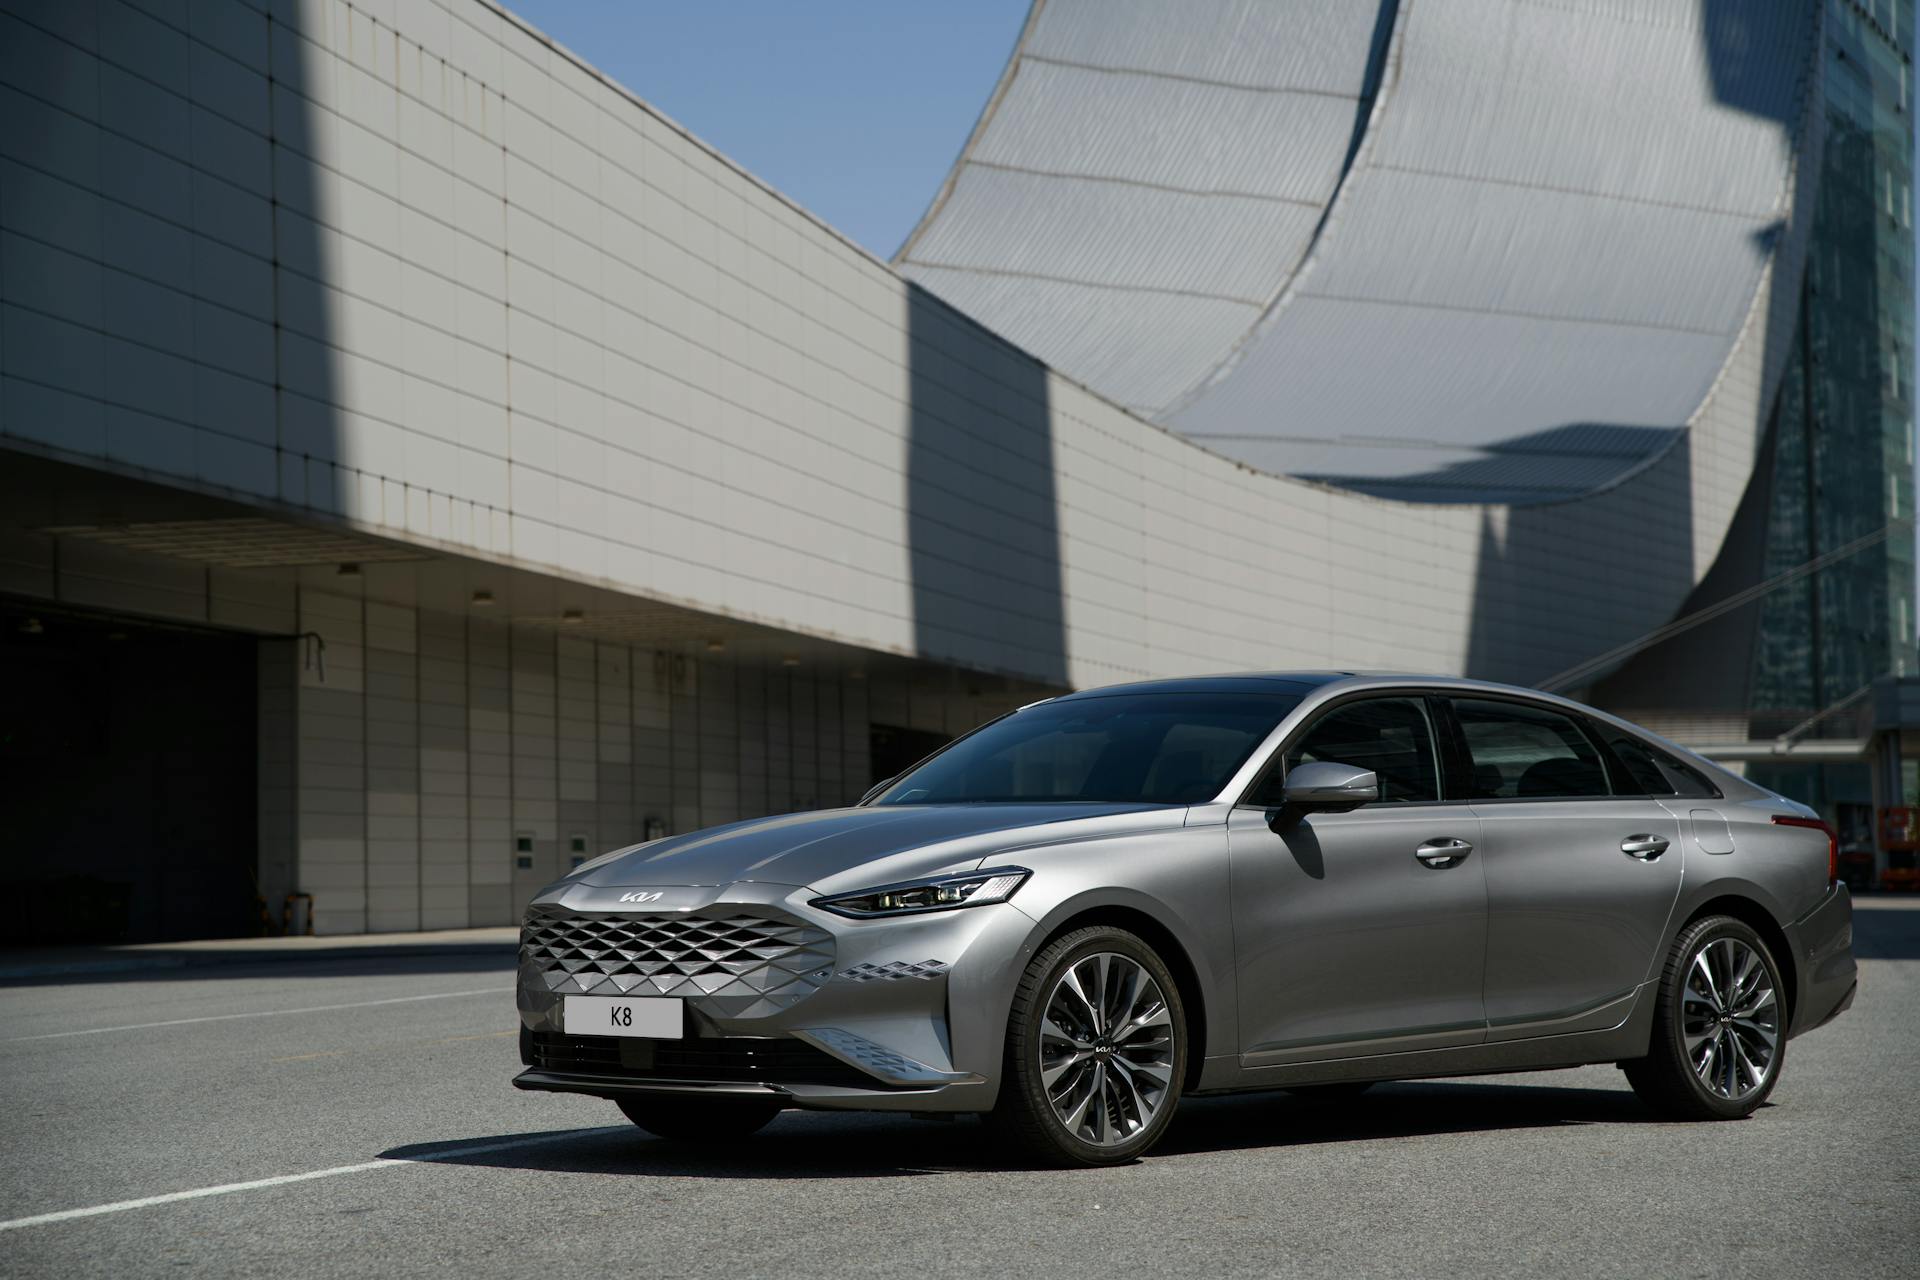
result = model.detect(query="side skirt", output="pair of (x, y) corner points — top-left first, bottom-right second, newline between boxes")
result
(1193, 983), (1657, 1094)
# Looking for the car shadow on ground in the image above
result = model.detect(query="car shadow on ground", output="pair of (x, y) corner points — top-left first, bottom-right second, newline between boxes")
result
(1159, 1079), (1669, 1159)
(383, 1078), (1689, 1179)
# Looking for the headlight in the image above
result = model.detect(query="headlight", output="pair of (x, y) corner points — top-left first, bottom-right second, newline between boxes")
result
(811, 867), (1031, 919)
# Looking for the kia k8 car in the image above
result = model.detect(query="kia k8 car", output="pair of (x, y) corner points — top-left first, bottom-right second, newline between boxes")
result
(514, 674), (1856, 1165)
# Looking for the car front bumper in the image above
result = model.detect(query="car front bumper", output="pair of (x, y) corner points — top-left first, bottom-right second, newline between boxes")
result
(512, 877), (1036, 1111)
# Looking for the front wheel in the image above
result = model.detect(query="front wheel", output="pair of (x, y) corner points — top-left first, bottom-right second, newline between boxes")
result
(990, 926), (1187, 1167)
(616, 1095), (782, 1140)
(1623, 915), (1786, 1120)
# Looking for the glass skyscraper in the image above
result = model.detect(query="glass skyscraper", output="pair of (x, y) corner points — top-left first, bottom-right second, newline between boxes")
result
(1747, 0), (1915, 822)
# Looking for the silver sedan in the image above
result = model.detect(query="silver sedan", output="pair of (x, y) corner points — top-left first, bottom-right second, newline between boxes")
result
(514, 673), (1857, 1166)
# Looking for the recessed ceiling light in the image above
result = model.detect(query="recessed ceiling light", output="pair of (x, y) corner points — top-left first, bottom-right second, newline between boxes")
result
(561, 608), (585, 624)
(705, 638), (726, 652)
(780, 655), (800, 667)
(471, 589), (495, 606)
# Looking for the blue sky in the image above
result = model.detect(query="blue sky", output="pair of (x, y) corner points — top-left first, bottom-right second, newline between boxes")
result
(501, 0), (1030, 259)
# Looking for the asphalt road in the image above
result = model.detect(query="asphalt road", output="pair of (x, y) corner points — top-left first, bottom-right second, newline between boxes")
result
(2, 902), (1916, 1280)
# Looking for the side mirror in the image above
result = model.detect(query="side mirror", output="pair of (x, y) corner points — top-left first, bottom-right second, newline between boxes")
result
(1279, 761), (1379, 813)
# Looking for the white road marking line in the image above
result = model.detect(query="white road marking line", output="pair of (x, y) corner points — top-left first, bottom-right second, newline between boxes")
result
(1, 988), (513, 1042)
(0, 1127), (630, 1232)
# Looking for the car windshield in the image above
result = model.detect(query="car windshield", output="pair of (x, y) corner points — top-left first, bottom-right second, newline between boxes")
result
(872, 692), (1302, 806)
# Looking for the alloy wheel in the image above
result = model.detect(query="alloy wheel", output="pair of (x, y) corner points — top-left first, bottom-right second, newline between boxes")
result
(1038, 951), (1176, 1146)
(1680, 936), (1780, 1100)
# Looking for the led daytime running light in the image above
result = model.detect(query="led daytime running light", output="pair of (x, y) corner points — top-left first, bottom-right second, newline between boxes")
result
(812, 867), (1031, 918)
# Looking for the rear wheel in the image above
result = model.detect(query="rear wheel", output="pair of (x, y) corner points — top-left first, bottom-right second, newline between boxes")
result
(990, 926), (1187, 1167)
(615, 1095), (782, 1140)
(1624, 915), (1785, 1120)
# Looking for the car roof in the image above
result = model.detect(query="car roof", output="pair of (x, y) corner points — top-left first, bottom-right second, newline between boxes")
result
(1032, 673), (1759, 800)
(1051, 672), (1358, 699)
(1051, 672), (1585, 705)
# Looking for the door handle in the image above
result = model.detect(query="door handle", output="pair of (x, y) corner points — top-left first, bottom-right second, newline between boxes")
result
(1621, 834), (1670, 860)
(1415, 838), (1473, 868)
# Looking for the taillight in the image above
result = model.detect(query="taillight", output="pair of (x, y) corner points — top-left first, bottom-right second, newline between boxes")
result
(1773, 814), (1838, 884)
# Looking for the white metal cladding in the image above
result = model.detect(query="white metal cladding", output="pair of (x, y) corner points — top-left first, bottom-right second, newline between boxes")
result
(969, 59), (1358, 204)
(898, 0), (1388, 420)
(0, 0), (1821, 701)
(901, 0), (1820, 506)
(1022, 0), (1385, 93)
(901, 267), (1257, 415)
(904, 166), (1316, 302)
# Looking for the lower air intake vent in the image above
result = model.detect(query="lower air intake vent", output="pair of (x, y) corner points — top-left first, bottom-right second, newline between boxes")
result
(528, 1032), (897, 1090)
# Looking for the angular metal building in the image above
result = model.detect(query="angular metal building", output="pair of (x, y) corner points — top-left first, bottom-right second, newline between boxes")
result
(0, 0), (1910, 938)
(901, 0), (1823, 672)
(899, 0), (1916, 844)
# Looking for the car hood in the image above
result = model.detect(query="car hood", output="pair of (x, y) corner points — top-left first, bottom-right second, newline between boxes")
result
(568, 802), (1181, 894)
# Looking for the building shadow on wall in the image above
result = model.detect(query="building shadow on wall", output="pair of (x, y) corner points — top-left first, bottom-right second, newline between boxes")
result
(1702, 0), (1814, 125)
(1336, 0), (1403, 175)
(266, 2), (348, 510)
(0, 0), (350, 525)
(1293, 423), (1686, 508)
(253, 3), (349, 922)
(0, 1), (348, 940)
(1592, 424), (1778, 716)
(1462, 424), (1697, 686)
(902, 283), (1069, 688)
(1452, 0), (1817, 690)
(1296, 422), (1698, 686)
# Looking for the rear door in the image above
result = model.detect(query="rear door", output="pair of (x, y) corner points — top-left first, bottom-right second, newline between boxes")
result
(1442, 696), (1683, 1041)
(1229, 694), (1487, 1063)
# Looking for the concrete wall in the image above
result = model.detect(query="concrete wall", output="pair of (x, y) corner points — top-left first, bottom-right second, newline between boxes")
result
(282, 591), (886, 933)
(0, 507), (1025, 932)
(0, 0), (1811, 700)
(276, 584), (1011, 933)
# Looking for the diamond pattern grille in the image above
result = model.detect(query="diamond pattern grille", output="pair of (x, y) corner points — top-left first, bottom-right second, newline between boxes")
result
(838, 959), (950, 982)
(520, 906), (834, 1018)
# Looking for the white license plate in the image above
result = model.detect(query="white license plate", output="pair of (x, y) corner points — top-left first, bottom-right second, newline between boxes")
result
(563, 996), (683, 1039)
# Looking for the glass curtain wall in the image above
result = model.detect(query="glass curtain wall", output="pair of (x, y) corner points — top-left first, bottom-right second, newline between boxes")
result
(1751, 0), (1916, 737)
(1749, 0), (1914, 835)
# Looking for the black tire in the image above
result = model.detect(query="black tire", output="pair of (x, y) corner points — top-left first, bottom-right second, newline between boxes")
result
(1624, 915), (1787, 1120)
(615, 1095), (781, 1140)
(1285, 1081), (1376, 1100)
(989, 926), (1187, 1167)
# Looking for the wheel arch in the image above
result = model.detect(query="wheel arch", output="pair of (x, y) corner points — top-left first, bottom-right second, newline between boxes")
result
(1031, 903), (1212, 1091)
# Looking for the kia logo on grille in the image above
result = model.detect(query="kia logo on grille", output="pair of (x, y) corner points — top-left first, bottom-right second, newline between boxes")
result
(618, 891), (663, 903)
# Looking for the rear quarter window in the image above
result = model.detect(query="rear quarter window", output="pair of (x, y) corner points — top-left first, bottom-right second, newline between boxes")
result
(1597, 727), (1721, 799)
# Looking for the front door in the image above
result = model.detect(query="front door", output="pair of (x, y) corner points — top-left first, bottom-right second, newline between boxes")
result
(1229, 695), (1488, 1064)
(1445, 696), (1685, 1040)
